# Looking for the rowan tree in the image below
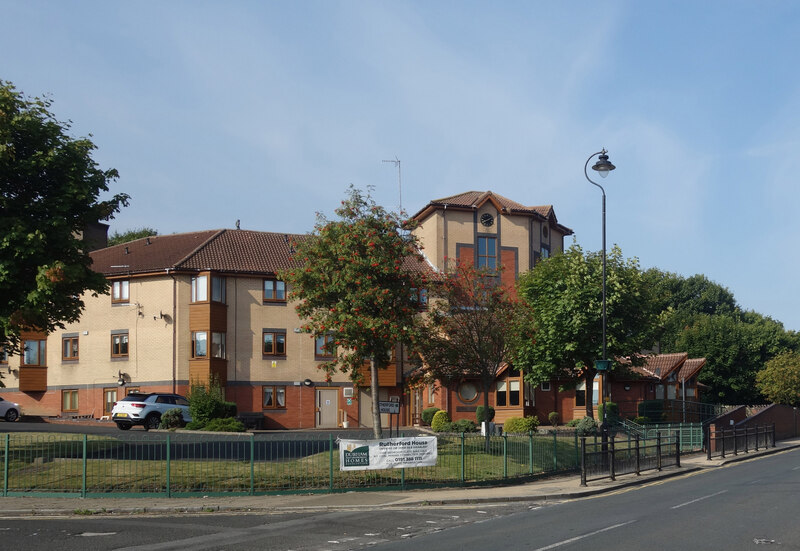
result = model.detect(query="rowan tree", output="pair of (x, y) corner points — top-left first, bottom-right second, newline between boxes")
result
(281, 186), (426, 438)
(0, 81), (129, 358)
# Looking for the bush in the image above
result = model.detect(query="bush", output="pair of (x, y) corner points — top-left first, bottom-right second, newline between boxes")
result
(189, 381), (232, 426)
(475, 405), (495, 423)
(431, 410), (451, 432)
(548, 411), (560, 426)
(203, 417), (246, 432)
(159, 408), (186, 429)
(597, 401), (619, 424)
(421, 407), (440, 426)
(184, 420), (205, 431)
(638, 400), (664, 421)
(503, 416), (540, 434)
(633, 416), (651, 425)
(575, 416), (598, 436)
(566, 418), (581, 427)
(449, 419), (477, 433)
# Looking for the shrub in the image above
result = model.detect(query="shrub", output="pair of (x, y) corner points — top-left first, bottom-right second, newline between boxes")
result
(503, 416), (540, 434)
(575, 416), (598, 436)
(159, 408), (186, 429)
(638, 400), (664, 421)
(633, 416), (650, 425)
(184, 420), (205, 431)
(566, 418), (581, 427)
(450, 419), (477, 433)
(598, 402), (619, 424)
(421, 407), (440, 426)
(189, 381), (231, 426)
(548, 411), (560, 426)
(203, 417), (246, 432)
(475, 405), (495, 423)
(431, 410), (451, 432)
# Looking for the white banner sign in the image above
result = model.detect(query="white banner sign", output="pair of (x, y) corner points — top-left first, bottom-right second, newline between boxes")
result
(339, 437), (438, 471)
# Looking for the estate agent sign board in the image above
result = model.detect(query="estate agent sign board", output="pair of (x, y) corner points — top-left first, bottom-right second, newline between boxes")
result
(339, 437), (437, 470)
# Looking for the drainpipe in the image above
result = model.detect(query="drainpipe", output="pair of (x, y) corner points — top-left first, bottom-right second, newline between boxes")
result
(168, 269), (177, 393)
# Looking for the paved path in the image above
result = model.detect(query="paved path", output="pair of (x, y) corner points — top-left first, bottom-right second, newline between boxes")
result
(2, 438), (797, 518)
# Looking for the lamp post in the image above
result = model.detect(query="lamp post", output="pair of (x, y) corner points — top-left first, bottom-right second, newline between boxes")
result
(584, 149), (615, 419)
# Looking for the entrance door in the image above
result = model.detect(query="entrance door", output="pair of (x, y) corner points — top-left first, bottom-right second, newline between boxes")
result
(359, 388), (390, 428)
(317, 389), (338, 428)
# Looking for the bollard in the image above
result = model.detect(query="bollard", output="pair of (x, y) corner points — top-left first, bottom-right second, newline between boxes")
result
(580, 437), (587, 487)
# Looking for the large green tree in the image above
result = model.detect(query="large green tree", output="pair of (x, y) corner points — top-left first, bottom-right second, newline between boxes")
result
(515, 244), (661, 418)
(281, 186), (425, 438)
(647, 269), (800, 404)
(0, 81), (128, 354)
(108, 227), (158, 247)
(415, 262), (528, 446)
(756, 351), (800, 406)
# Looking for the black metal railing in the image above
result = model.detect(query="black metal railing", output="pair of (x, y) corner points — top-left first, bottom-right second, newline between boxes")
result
(580, 432), (679, 486)
(706, 424), (775, 460)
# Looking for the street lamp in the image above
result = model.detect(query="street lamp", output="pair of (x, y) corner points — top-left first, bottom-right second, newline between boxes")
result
(584, 149), (615, 417)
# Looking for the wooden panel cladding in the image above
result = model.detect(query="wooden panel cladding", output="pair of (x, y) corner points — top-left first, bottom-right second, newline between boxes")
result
(189, 302), (227, 332)
(19, 366), (47, 392)
(20, 329), (47, 340)
(189, 358), (228, 387)
(358, 362), (399, 387)
(457, 245), (474, 267)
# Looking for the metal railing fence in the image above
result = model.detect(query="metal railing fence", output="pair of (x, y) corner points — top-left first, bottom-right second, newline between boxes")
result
(580, 432), (679, 486)
(1, 431), (581, 498)
(616, 420), (704, 452)
(706, 424), (775, 460)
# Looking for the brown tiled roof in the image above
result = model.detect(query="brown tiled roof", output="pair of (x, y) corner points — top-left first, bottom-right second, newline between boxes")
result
(625, 352), (688, 380)
(677, 358), (706, 381)
(90, 229), (436, 279)
(90, 230), (306, 277)
(411, 190), (572, 235)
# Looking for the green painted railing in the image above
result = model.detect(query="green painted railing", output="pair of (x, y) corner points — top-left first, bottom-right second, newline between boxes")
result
(0, 431), (581, 498)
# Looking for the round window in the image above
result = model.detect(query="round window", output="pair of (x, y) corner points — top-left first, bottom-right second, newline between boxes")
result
(458, 382), (478, 402)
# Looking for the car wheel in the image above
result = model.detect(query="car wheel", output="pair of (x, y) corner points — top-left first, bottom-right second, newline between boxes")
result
(115, 421), (132, 430)
(143, 413), (161, 431)
(4, 409), (18, 422)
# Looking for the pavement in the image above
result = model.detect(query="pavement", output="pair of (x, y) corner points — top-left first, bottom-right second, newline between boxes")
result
(1, 435), (798, 518)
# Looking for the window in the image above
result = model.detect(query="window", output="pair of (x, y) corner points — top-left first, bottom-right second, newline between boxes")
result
(411, 288), (428, 309)
(210, 332), (226, 359)
(191, 275), (208, 302)
(263, 330), (287, 356)
(575, 379), (600, 407)
(477, 236), (497, 270)
(22, 339), (46, 366)
(111, 333), (129, 358)
(458, 382), (478, 403)
(62, 336), (79, 361)
(192, 331), (207, 358)
(112, 280), (129, 303)
(540, 246), (550, 259)
(496, 369), (522, 407)
(264, 279), (286, 302)
(103, 388), (117, 416)
(211, 276), (226, 303)
(62, 389), (79, 412)
(262, 385), (286, 409)
(0, 348), (7, 365)
(540, 382), (551, 392)
(315, 334), (336, 359)
(428, 383), (436, 404)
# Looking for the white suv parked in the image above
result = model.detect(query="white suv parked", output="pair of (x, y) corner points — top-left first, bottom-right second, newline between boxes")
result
(111, 392), (191, 430)
(0, 396), (21, 422)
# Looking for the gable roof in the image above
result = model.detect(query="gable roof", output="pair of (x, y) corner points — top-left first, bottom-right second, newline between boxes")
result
(90, 230), (306, 277)
(411, 190), (573, 235)
(677, 358), (706, 382)
(625, 352), (688, 381)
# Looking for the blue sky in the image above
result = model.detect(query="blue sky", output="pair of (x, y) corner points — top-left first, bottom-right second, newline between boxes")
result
(2, 1), (799, 331)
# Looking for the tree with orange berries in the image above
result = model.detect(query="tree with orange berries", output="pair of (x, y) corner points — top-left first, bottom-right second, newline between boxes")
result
(282, 186), (426, 438)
